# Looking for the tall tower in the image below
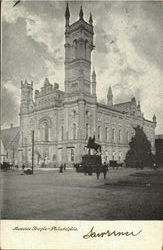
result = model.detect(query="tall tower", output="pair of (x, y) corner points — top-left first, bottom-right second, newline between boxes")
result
(107, 86), (113, 105)
(64, 4), (94, 96)
(20, 80), (33, 114)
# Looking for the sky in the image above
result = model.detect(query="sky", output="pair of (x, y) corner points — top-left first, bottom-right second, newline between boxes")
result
(1, 0), (163, 134)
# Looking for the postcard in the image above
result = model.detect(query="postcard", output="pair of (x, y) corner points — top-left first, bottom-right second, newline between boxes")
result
(1, 0), (163, 249)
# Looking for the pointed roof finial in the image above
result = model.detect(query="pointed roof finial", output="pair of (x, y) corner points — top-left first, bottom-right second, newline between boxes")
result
(92, 67), (96, 76)
(107, 86), (113, 105)
(153, 113), (156, 122)
(131, 96), (136, 103)
(92, 67), (96, 81)
(89, 12), (93, 25)
(65, 1), (70, 19)
(79, 6), (83, 20)
(108, 85), (113, 95)
(44, 77), (50, 86)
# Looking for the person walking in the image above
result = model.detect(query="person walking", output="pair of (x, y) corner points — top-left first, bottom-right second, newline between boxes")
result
(153, 162), (158, 170)
(103, 162), (108, 180)
(96, 166), (101, 180)
(63, 163), (66, 171)
(59, 164), (63, 173)
(22, 164), (25, 170)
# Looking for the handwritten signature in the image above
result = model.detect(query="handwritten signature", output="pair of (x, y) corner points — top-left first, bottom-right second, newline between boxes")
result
(83, 226), (142, 239)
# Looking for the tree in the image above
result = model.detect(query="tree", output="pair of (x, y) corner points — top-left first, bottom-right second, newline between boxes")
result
(125, 126), (153, 168)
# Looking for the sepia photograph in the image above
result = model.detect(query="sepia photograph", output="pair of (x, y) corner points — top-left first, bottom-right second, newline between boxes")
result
(1, 0), (163, 222)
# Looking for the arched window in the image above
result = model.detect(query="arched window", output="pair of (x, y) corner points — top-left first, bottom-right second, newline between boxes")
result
(98, 126), (101, 140)
(112, 128), (115, 142)
(118, 152), (121, 162)
(39, 117), (52, 142)
(86, 123), (89, 140)
(44, 122), (49, 141)
(119, 130), (122, 143)
(40, 121), (49, 141)
(127, 131), (130, 143)
(105, 127), (108, 141)
(73, 110), (76, 118)
(73, 123), (77, 140)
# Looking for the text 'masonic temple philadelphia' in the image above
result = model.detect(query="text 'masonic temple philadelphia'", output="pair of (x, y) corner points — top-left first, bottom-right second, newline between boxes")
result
(18, 3), (156, 166)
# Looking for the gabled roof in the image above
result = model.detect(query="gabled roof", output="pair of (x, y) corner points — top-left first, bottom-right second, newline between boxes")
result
(1, 126), (20, 150)
(112, 101), (133, 113)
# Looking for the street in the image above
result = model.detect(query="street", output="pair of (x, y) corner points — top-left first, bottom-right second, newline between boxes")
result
(1, 167), (163, 220)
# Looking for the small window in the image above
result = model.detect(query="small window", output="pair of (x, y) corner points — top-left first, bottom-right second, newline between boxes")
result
(105, 127), (108, 141)
(44, 122), (49, 141)
(112, 128), (115, 142)
(118, 153), (121, 162)
(98, 126), (101, 140)
(73, 123), (77, 140)
(61, 126), (64, 140)
(86, 123), (89, 140)
(71, 149), (74, 162)
(119, 130), (122, 143)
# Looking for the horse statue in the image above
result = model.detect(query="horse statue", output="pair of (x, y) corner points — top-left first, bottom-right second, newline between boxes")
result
(87, 136), (101, 154)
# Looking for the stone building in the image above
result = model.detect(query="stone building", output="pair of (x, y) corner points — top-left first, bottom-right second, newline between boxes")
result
(18, 4), (156, 167)
(1, 124), (20, 165)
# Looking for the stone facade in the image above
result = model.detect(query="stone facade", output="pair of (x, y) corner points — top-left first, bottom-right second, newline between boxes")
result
(1, 125), (20, 165)
(19, 4), (156, 167)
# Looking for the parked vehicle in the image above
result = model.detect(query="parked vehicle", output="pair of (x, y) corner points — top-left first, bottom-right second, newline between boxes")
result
(0, 162), (11, 171)
(24, 168), (33, 175)
(109, 160), (123, 169)
(75, 154), (102, 175)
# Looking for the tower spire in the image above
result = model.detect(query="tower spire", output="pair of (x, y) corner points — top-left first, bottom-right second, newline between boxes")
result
(79, 6), (84, 20)
(107, 86), (113, 105)
(92, 67), (96, 79)
(65, 1), (70, 26)
(153, 114), (156, 123)
(89, 12), (93, 25)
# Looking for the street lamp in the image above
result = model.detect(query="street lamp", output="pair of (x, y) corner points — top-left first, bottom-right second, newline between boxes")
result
(31, 130), (34, 174)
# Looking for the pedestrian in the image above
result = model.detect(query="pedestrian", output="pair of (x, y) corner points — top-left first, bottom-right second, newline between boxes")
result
(59, 164), (63, 173)
(153, 162), (158, 170)
(63, 163), (66, 171)
(140, 161), (144, 170)
(22, 164), (25, 170)
(96, 166), (100, 180)
(103, 162), (108, 180)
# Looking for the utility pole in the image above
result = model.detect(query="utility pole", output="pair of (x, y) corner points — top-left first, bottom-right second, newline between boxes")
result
(31, 130), (34, 174)
(13, 146), (15, 166)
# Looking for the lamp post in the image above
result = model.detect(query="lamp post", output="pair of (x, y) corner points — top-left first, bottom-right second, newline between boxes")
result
(12, 146), (15, 167)
(31, 130), (34, 174)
